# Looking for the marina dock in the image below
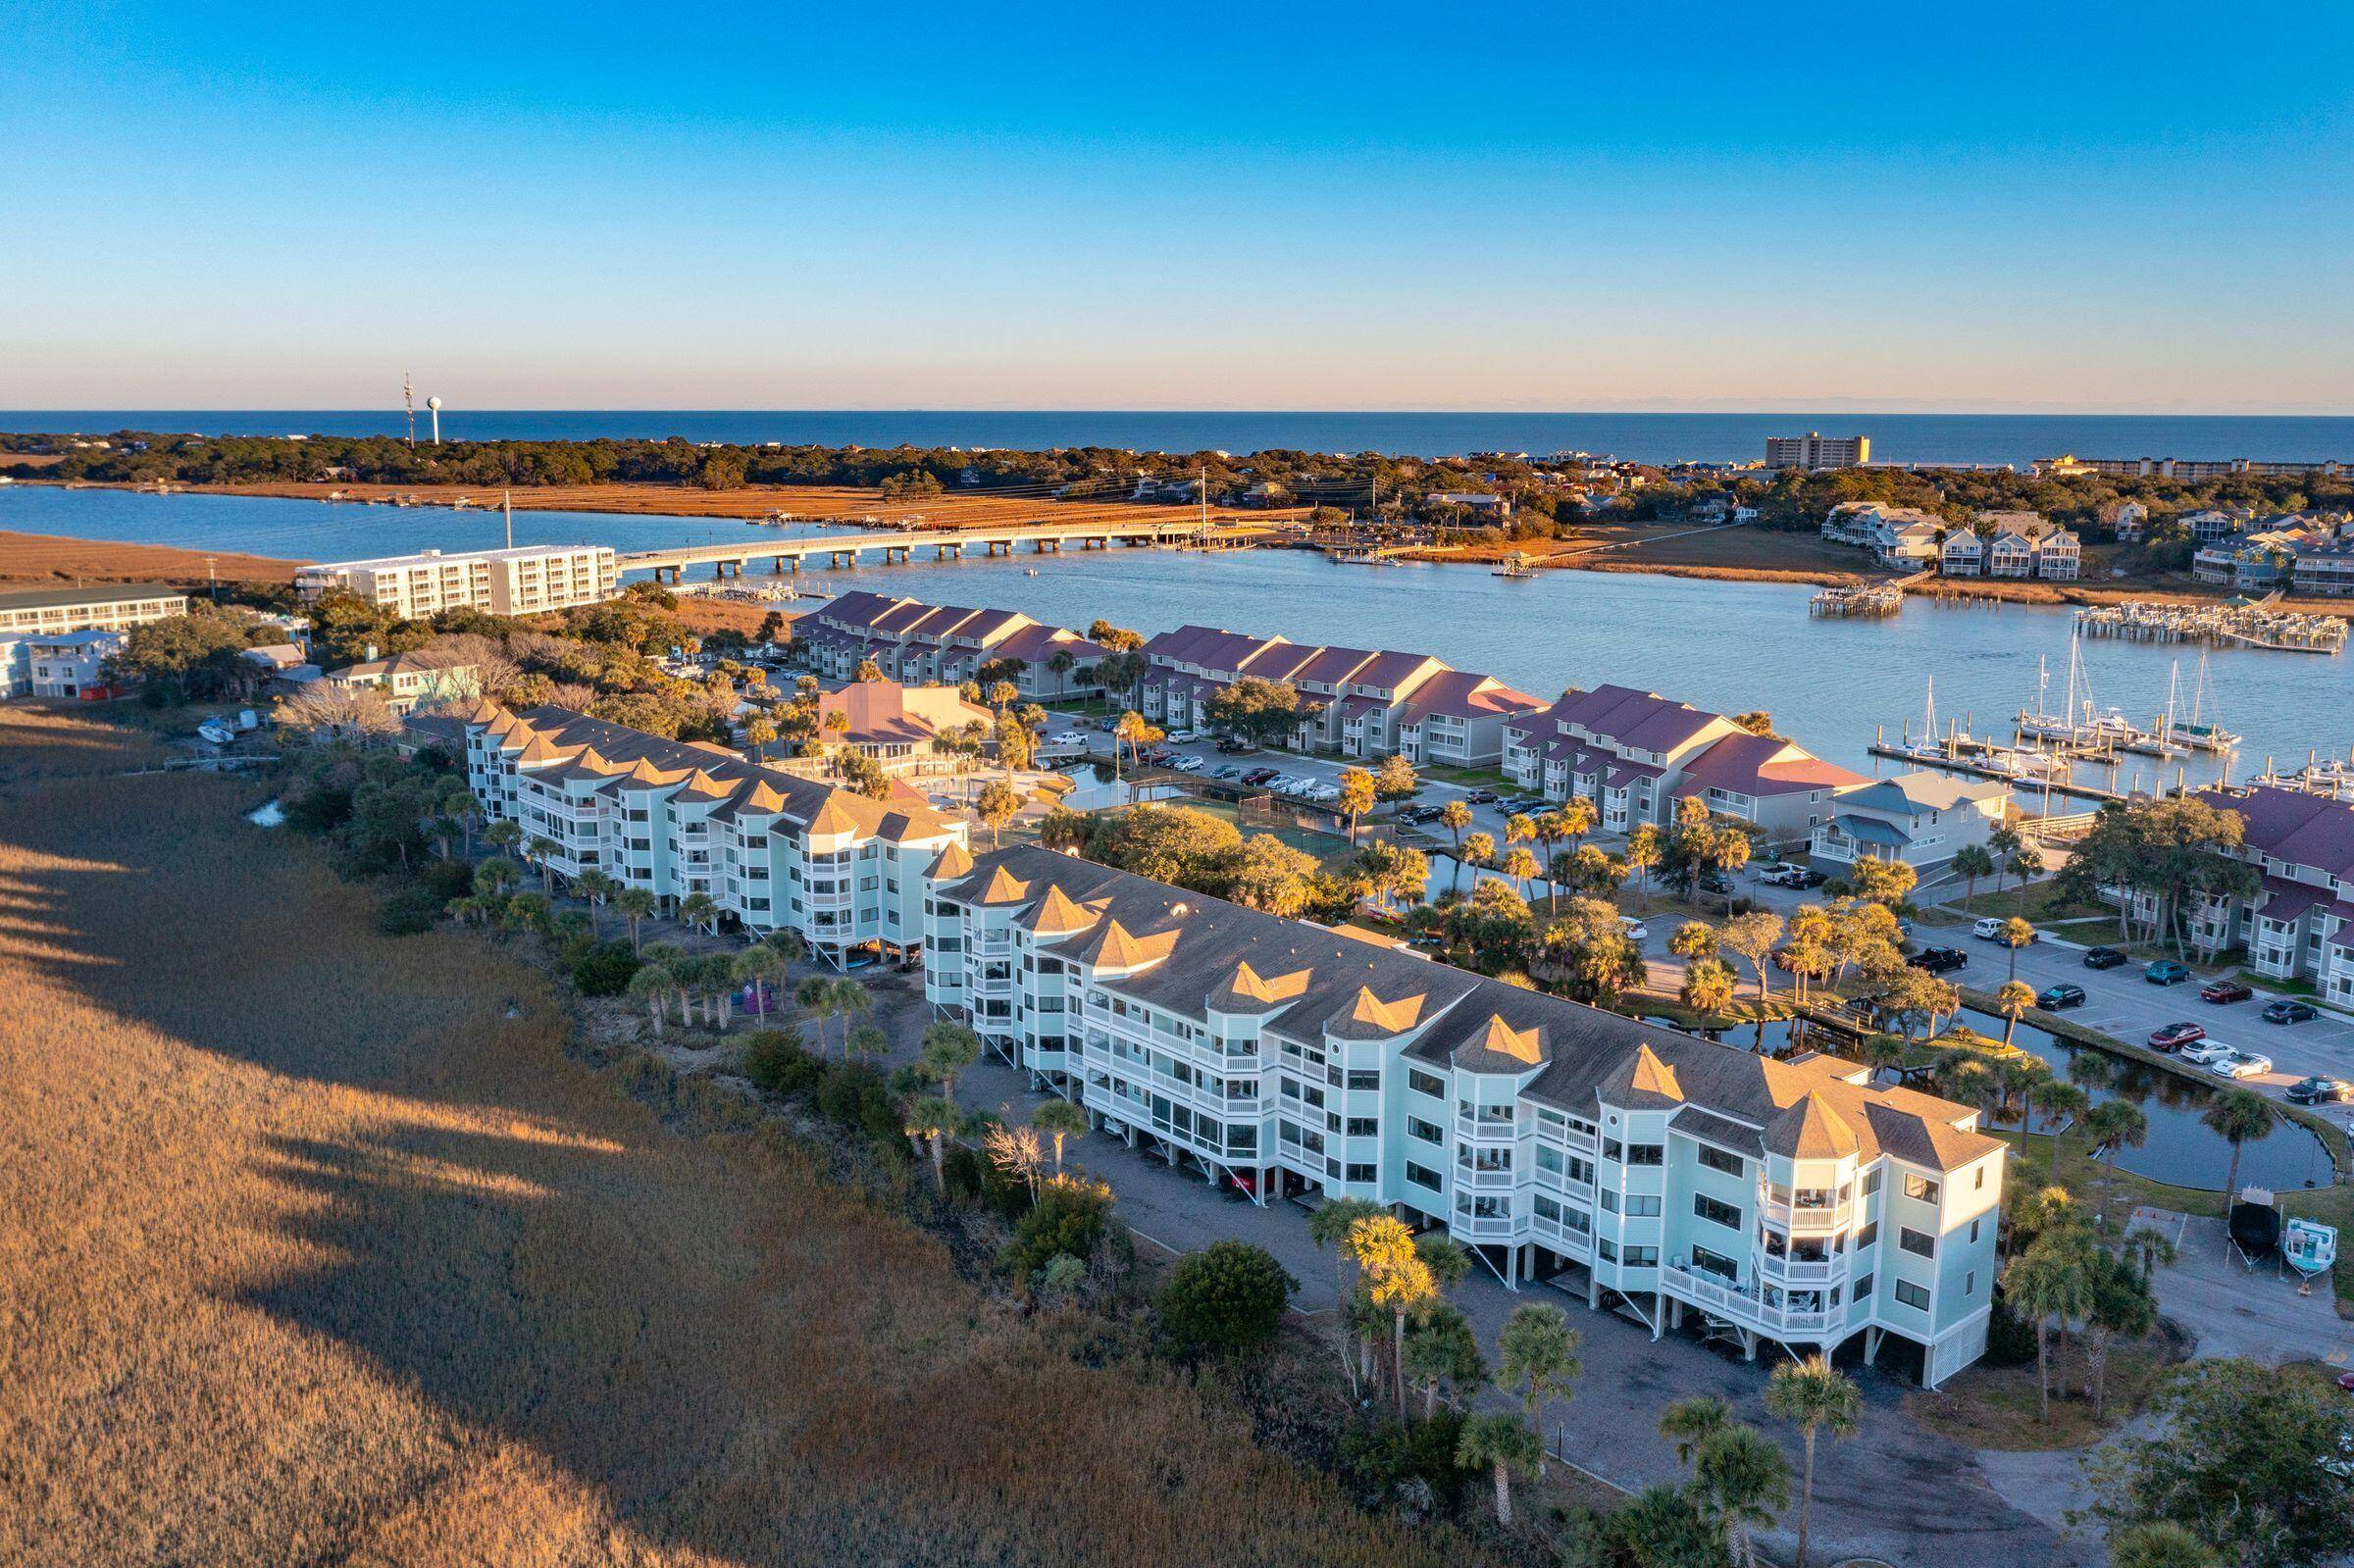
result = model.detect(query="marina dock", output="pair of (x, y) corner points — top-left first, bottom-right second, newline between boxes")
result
(2073, 597), (2346, 655)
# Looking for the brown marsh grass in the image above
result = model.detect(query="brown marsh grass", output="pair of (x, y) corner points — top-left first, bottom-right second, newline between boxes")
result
(0, 712), (1494, 1568)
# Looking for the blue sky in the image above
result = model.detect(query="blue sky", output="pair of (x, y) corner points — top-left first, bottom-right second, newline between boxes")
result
(3, 2), (2349, 412)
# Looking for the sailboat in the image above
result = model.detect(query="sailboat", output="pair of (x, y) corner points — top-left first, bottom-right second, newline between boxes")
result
(2165, 648), (2241, 754)
(2018, 629), (2159, 750)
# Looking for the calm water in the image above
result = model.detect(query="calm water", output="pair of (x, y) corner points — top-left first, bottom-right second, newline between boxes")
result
(8, 409), (2354, 467)
(10, 484), (2353, 782)
(1695, 1016), (2331, 1192)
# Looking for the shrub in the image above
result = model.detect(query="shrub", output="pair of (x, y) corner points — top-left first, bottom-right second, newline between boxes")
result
(376, 885), (443, 936)
(1156, 1240), (1296, 1358)
(1005, 1175), (1118, 1284)
(570, 940), (642, 997)
(740, 1028), (819, 1097)
(419, 856), (476, 901)
(812, 1061), (901, 1144)
(1339, 1411), (1469, 1515)
(1984, 1288), (2039, 1367)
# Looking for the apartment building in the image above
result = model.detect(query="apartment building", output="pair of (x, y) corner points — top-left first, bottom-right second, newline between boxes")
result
(1766, 432), (1871, 471)
(2129, 785), (2354, 1005)
(795, 591), (1107, 698)
(295, 545), (620, 620)
(0, 585), (187, 698)
(459, 703), (965, 962)
(924, 844), (2003, 1386)
(2036, 455), (2347, 481)
(1810, 773), (2008, 881)
(806, 680), (994, 775)
(1132, 623), (1539, 767)
(1502, 685), (1861, 846)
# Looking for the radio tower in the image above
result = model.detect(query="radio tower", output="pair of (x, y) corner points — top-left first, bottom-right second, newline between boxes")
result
(403, 372), (416, 448)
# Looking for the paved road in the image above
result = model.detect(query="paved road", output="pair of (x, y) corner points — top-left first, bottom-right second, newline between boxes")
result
(953, 1051), (2085, 1568)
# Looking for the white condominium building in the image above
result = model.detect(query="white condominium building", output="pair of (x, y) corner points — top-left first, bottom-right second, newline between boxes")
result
(459, 703), (965, 963)
(296, 545), (620, 620)
(0, 582), (189, 637)
(1766, 432), (1870, 470)
(923, 844), (2005, 1387)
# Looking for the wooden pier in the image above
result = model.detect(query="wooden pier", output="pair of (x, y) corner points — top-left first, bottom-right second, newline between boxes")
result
(1811, 570), (1931, 619)
(2074, 598), (2346, 655)
(1868, 743), (2127, 803)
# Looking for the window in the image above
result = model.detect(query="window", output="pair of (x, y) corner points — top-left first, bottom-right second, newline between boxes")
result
(1407, 1162), (1441, 1191)
(1964, 1270), (1976, 1297)
(1976, 1166), (1987, 1189)
(1407, 1069), (1445, 1098)
(1603, 1138), (1623, 1161)
(1345, 1162), (1376, 1184)
(1407, 1117), (1443, 1144)
(1969, 1218), (1981, 1243)
(1899, 1227), (1935, 1259)
(1853, 1272), (1873, 1299)
(1862, 1168), (1882, 1195)
(1347, 1070), (1381, 1091)
(1625, 1193), (1661, 1218)
(1894, 1280), (1929, 1311)
(1696, 1145), (1744, 1177)
(1904, 1174), (1940, 1204)
(1597, 1239), (1617, 1262)
(1693, 1194), (1740, 1230)
(1856, 1221), (1878, 1251)
(1345, 1117), (1379, 1138)
(1624, 1142), (1663, 1167)
(1691, 1245), (1739, 1281)
(1622, 1246), (1658, 1269)
(1600, 1189), (1617, 1214)
(1568, 1155), (1594, 1186)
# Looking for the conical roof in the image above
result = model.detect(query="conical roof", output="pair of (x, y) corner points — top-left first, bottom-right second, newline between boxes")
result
(1765, 1092), (1859, 1161)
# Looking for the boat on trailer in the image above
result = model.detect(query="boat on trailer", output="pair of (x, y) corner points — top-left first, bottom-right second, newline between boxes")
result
(2283, 1217), (2337, 1293)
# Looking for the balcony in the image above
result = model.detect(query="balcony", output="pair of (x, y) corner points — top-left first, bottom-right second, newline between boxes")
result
(1760, 1189), (1854, 1232)
(1757, 1251), (1844, 1286)
(1456, 1110), (1519, 1142)
(1662, 1264), (1834, 1339)
(1450, 1211), (1520, 1241)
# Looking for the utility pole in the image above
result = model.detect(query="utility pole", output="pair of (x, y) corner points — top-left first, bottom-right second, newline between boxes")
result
(503, 489), (514, 550)
(403, 372), (416, 448)
(205, 555), (218, 602)
(1199, 464), (1208, 539)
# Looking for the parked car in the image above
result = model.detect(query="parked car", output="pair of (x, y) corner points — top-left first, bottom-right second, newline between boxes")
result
(1908, 946), (1969, 975)
(1210, 765), (1242, 780)
(1465, 789), (1502, 805)
(2176, 1039), (2233, 1067)
(2145, 960), (2192, 986)
(1242, 768), (1280, 786)
(1215, 736), (1255, 754)
(1758, 861), (1805, 883)
(1164, 729), (1199, 743)
(2036, 983), (2087, 1010)
(2082, 946), (2127, 970)
(1619, 918), (1649, 942)
(2200, 979), (2255, 1005)
(1972, 916), (2029, 942)
(1791, 868), (1828, 888)
(1168, 754), (1204, 773)
(2264, 999), (2321, 1025)
(2210, 1049), (2272, 1080)
(1049, 730), (1087, 746)
(2147, 1021), (2208, 1051)
(2291, 1076), (2354, 1105)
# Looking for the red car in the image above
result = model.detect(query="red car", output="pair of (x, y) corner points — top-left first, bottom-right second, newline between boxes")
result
(2148, 1022), (2208, 1052)
(2201, 979), (2255, 1005)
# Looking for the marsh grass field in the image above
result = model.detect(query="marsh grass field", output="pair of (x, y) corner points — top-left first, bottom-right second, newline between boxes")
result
(0, 706), (1489, 1568)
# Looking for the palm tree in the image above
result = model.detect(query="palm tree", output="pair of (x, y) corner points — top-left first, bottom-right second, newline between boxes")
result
(796, 974), (841, 1052)
(1502, 845), (1540, 900)
(679, 890), (719, 936)
(1461, 831), (1496, 887)
(844, 1022), (889, 1067)
(917, 1018), (979, 1092)
(484, 819), (523, 858)
(1765, 1354), (1860, 1568)
(1439, 799), (1473, 889)
(626, 964), (673, 1037)
(904, 1093), (960, 1192)
(1711, 830), (1752, 914)
(1694, 1426), (1793, 1568)
(1658, 1393), (1732, 1466)
(731, 943), (788, 1016)
(2028, 1078), (2089, 1165)
(575, 870), (618, 936)
(1337, 769), (1377, 843)
(2084, 1098), (2149, 1213)
(2001, 916), (2035, 980)
(1348, 1214), (1438, 1420)
(1624, 823), (1662, 906)
(1995, 979), (2035, 1048)
(1952, 842), (1996, 905)
(1306, 1196), (1384, 1395)
(1046, 647), (1077, 698)
(2202, 1087), (2275, 1201)
(1681, 957), (1736, 1017)
(1455, 1411), (1542, 1529)
(1033, 1098), (1090, 1171)
(1987, 825), (2023, 897)
(1669, 920), (1718, 963)
(615, 886), (655, 954)
(1497, 1302), (1581, 1468)
(2004, 1231), (2093, 1422)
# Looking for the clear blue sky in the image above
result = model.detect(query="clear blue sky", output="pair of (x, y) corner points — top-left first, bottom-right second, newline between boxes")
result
(4, 2), (2349, 412)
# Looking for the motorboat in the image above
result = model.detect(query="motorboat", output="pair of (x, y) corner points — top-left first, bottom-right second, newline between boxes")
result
(196, 718), (238, 747)
(2282, 1217), (2337, 1291)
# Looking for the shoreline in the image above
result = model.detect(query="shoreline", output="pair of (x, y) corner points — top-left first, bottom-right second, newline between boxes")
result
(9, 480), (2353, 624)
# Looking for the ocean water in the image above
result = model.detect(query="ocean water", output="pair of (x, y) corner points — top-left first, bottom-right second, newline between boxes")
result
(9, 485), (2351, 785)
(5, 410), (2353, 468)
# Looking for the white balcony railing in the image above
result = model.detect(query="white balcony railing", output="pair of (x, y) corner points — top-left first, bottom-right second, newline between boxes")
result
(1662, 1265), (1834, 1339)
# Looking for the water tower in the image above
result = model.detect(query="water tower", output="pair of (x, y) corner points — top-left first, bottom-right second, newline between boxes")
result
(427, 395), (443, 445)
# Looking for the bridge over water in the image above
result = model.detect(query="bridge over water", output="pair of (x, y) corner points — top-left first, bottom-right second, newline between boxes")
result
(621, 517), (1209, 581)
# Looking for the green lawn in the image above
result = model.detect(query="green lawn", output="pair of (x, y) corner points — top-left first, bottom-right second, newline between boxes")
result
(1936, 882), (2113, 925)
